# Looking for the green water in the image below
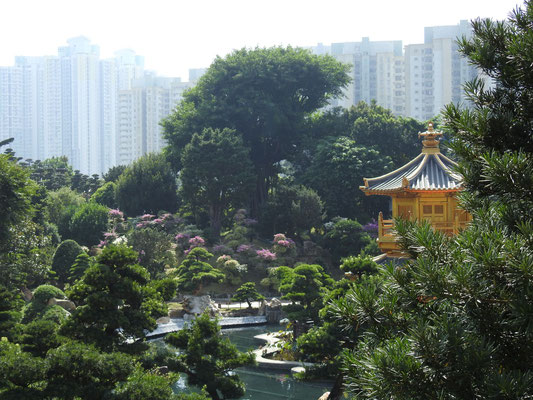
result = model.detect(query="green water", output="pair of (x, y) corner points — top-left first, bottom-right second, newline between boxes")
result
(172, 325), (331, 400)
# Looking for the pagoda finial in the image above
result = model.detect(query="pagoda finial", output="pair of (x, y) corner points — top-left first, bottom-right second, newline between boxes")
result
(419, 121), (443, 151)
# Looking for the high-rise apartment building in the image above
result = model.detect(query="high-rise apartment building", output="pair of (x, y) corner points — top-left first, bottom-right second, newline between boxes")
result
(0, 37), (180, 175)
(312, 20), (484, 120)
(117, 74), (192, 166)
(327, 38), (404, 113)
(404, 20), (479, 120)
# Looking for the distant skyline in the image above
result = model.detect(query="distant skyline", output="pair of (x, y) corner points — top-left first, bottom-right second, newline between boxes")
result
(1, 0), (521, 80)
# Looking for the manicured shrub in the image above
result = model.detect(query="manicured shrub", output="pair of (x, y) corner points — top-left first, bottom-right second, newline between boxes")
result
(51, 240), (84, 287)
(69, 202), (109, 247)
(91, 181), (117, 208)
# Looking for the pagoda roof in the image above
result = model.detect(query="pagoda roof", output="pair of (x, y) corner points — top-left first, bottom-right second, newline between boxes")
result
(360, 123), (463, 194)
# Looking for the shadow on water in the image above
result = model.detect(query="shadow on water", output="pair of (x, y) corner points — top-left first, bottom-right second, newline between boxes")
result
(171, 325), (331, 400)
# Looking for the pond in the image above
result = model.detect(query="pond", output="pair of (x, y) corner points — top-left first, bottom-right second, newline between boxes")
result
(171, 325), (331, 400)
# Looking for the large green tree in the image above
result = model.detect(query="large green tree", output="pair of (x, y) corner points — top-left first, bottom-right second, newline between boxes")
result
(302, 137), (393, 221)
(336, 4), (533, 399)
(116, 153), (178, 217)
(0, 154), (37, 250)
(163, 46), (350, 215)
(180, 128), (256, 237)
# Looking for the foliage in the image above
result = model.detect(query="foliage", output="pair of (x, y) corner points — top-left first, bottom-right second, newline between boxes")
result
(112, 368), (176, 400)
(259, 183), (324, 238)
(22, 284), (65, 323)
(337, 5), (533, 398)
(103, 164), (127, 183)
(26, 156), (73, 191)
(231, 282), (264, 308)
(45, 187), (86, 239)
(0, 338), (47, 399)
(0, 286), (23, 340)
(91, 181), (118, 208)
(68, 252), (92, 284)
(149, 278), (178, 301)
(20, 319), (62, 357)
(165, 312), (255, 400)
(0, 220), (53, 290)
(68, 202), (109, 247)
(301, 137), (392, 221)
(163, 46), (350, 215)
(62, 244), (167, 351)
(175, 247), (224, 294)
(51, 240), (85, 287)
(180, 128), (256, 237)
(322, 218), (372, 264)
(0, 154), (37, 250)
(116, 153), (178, 217)
(127, 227), (176, 279)
(278, 264), (334, 322)
(45, 342), (134, 399)
(340, 254), (379, 278)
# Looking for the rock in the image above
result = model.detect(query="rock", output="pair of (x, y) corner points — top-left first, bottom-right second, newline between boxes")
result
(258, 299), (266, 316)
(279, 318), (290, 325)
(183, 313), (195, 321)
(291, 366), (306, 375)
(21, 287), (33, 301)
(318, 392), (330, 400)
(47, 298), (76, 311)
(182, 295), (220, 316)
(268, 298), (282, 308)
(168, 308), (185, 319)
(156, 316), (170, 324)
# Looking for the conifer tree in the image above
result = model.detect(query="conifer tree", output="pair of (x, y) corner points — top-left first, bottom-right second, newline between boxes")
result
(335, 4), (533, 399)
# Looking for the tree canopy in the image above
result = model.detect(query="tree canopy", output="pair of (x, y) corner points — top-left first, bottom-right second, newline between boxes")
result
(180, 128), (256, 237)
(163, 46), (350, 215)
(116, 153), (178, 217)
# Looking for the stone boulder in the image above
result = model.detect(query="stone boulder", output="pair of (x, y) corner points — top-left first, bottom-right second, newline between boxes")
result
(182, 295), (220, 317)
(168, 308), (185, 319)
(47, 298), (76, 311)
(156, 316), (170, 324)
(269, 297), (282, 308)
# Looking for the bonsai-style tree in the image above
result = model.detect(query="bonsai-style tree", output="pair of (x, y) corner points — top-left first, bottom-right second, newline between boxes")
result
(61, 244), (167, 351)
(231, 282), (264, 309)
(278, 264), (334, 323)
(175, 247), (224, 294)
(51, 240), (84, 287)
(165, 312), (255, 400)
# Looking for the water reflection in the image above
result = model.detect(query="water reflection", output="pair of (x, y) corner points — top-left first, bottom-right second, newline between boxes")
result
(170, 326), (331, 400)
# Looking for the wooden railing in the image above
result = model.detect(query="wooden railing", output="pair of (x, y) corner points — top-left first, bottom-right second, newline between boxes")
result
(377, 212), (470, 254)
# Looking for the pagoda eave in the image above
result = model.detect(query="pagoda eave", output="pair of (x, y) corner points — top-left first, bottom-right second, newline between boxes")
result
(361, 188), (462, 196)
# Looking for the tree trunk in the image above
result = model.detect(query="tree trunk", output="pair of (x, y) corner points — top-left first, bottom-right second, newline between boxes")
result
(209, 204), (222, 239)
(327, 374), (344, 400)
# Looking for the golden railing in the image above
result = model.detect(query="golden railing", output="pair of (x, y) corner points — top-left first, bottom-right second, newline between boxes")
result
(377, 212), (470, 254)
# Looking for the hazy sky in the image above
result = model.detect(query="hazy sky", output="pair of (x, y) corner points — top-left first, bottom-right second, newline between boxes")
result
(0, 0), (522, 80)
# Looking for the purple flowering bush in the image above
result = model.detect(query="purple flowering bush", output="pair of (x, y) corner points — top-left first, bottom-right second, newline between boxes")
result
(362, 220), (379, 239)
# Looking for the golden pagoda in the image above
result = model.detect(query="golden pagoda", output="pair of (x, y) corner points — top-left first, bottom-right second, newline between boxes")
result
(360, 122), (470, 257)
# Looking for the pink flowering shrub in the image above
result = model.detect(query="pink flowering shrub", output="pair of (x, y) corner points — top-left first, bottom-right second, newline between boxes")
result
(256, 248), (277, 261)
(140, 214), (155, 221)
(273, 233), (287, 243)
(188, 236), (205, 247)
(109, 209), (124, 218)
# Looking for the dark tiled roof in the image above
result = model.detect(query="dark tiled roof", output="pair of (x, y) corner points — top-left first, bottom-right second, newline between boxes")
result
(361, 152), (462, 193)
